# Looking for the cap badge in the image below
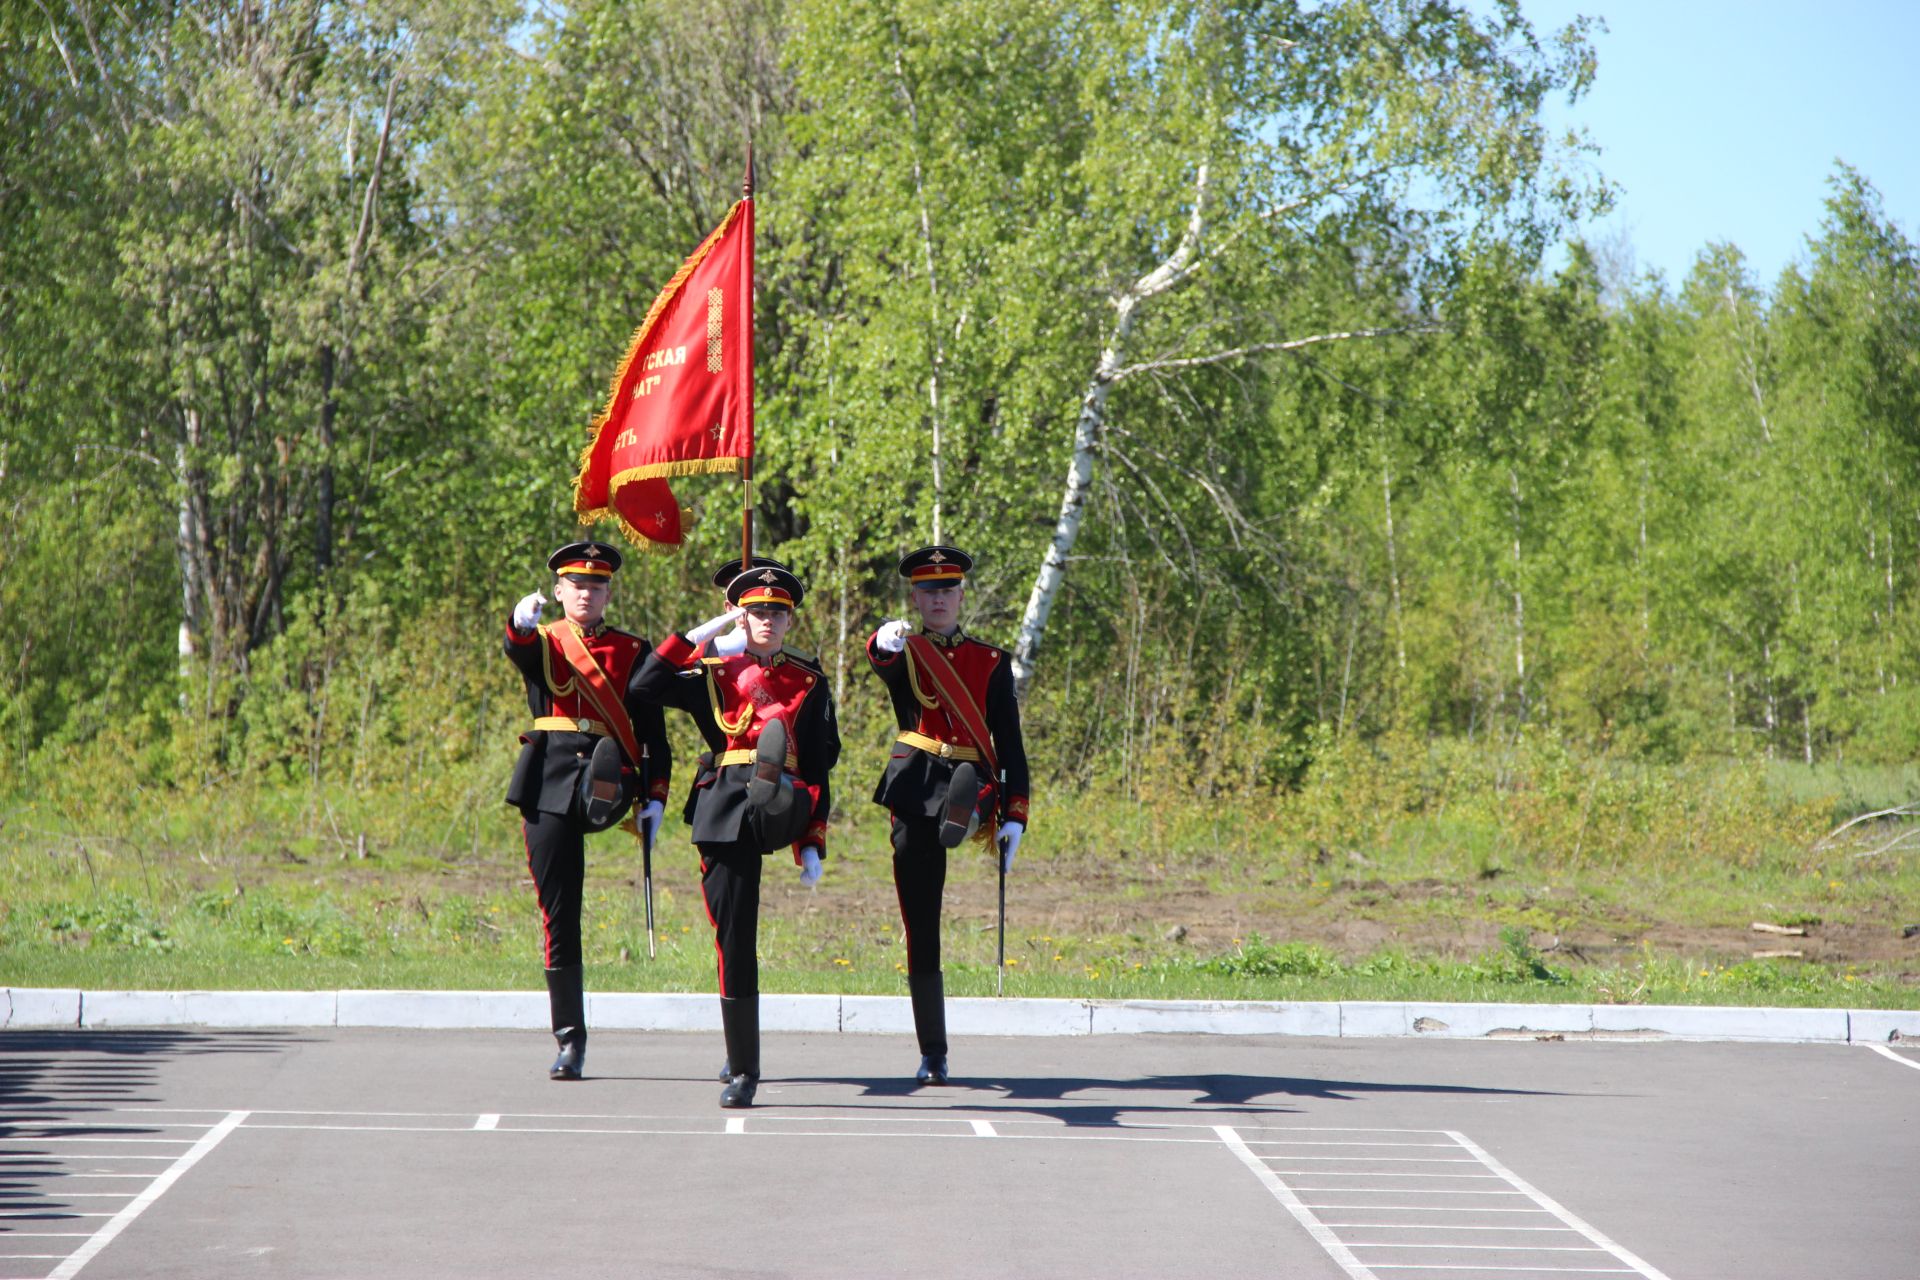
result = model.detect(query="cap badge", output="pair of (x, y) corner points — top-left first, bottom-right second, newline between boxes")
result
(758, 570), (777, 583)
(928, 550), (947, 563)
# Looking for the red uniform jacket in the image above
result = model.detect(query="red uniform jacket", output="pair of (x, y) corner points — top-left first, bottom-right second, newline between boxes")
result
(868, 627), (1029, 828)
(503, 616), (672, 819)
(636, 632), (839, 860)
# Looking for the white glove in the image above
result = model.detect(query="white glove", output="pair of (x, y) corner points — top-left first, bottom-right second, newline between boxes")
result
(686, 607), (745, 647)
(638, 800), (664, 844)
(707, 625), (748, 657)
(798, 847), (823, 887)
(511, 591), (546, 631)
(996, 821), (1024, 874)
(873, 619), (911, 653)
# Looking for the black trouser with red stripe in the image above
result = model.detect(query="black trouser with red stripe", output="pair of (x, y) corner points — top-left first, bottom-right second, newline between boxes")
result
(890, 816), (948, 976)
(699, 843), (764, 999)
(523, 810), (586, 969)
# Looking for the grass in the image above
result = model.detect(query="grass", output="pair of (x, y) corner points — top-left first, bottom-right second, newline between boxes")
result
(3, 735), (1916, 1010)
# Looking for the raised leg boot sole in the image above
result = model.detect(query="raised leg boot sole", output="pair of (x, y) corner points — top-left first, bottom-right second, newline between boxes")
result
(747, 720), (792, 816)
(583, 736), (623, 827)
(938, 762), (979, 848)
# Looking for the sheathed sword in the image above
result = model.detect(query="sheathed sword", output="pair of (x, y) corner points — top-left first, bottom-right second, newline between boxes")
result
(995, 768), (1008, 996)
(642, 814), (656, 960)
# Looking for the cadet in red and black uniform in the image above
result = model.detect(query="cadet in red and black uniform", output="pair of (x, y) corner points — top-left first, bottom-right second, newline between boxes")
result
(504, 541), (672, 1081)
(634, 564), (839, 1107)
(868, 546), (1028, 1084)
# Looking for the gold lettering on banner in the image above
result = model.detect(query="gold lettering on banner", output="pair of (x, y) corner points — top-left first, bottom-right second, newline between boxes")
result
(614, 427), (637, 449)
(707, 288), (723, 372)
(631, 374), (664, 398)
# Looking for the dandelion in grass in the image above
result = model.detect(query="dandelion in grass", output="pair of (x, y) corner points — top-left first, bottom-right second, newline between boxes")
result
(833, 957), (851, 967)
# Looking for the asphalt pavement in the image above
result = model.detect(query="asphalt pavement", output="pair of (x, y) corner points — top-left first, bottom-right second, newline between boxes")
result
(1, 1026), (1916, 1279)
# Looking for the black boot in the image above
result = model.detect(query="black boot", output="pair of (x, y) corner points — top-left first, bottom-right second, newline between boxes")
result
(746, 719), (793, 817)
(719, 996), (760, 1108)
(909, 971), (949, 1085)
(545, 964), (587, 1081)
(582, 735), (624, 828)
(937, 763), (979, 849)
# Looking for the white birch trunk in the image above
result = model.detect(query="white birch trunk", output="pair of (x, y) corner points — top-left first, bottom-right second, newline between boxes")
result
(1011, 166), (1209, 696)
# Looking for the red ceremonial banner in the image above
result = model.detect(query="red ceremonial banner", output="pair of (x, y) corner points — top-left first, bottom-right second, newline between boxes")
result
(574, 197), (755, 547)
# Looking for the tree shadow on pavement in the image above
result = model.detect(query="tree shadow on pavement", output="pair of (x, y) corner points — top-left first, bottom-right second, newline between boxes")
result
(778, 1070), (1568, 1126)
(0, 1030), (305, 1238)
(0, 1029), (303, 1109)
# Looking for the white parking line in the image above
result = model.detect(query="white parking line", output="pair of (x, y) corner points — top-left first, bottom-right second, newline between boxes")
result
(0, 1143), (195, 1151)
(1864, 1043), (1920, 1072)
(1363, 1268), (1636, 1274)
(1443, 1132), (1672, 1280)
(46, 1111), (247, 1280)
(1215, 1125), (1379, 1280)
(472, 1114), (499, 1131)
(1214, 1124), (1673, 1280)
(969, 1119), (997, 1137)
(1325, 1225), (1584, 1232)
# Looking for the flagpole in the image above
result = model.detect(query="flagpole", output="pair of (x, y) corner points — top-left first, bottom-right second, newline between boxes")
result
(740, 144), (756, 568)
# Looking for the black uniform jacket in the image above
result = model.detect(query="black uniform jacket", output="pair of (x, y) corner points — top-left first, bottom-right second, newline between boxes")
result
(503, 616), (672, 822)
(633, 633), (840, 857)
(868, 627), (1029, 827)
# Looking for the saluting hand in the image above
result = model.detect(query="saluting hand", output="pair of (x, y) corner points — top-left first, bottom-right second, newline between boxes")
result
(687, 607), (745, 647)
(873, 619), (912, 653)
(707, 624), (749, 657)
(512, 591), (546, 631)
(997, 821), (1024, 874)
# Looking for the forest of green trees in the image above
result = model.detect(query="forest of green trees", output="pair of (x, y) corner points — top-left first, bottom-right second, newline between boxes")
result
(5, 0), (1917, 804)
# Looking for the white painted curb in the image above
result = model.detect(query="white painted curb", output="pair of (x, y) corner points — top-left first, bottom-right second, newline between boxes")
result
(3, 988), (1914, 1043)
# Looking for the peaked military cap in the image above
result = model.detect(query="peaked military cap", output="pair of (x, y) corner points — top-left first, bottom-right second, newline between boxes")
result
(709, 554), (790, 589)
(898, 545), (972, 585)
(548, 539), (622, 578)
(726, 564), (805, 610)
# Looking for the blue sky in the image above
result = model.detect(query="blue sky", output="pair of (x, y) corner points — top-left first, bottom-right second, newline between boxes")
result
(1513, 0), (1918, 289)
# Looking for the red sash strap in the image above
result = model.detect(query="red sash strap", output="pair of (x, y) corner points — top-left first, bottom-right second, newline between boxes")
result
(903, 635), (999, 782)
(548, 623), (646, 768)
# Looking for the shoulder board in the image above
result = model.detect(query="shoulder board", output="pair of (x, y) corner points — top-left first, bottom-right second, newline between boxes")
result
(783, 648), (824, 674)
(965, 636), (1009, 658)
(698, 656), (728, 667)
(606, 626), (643, 644)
